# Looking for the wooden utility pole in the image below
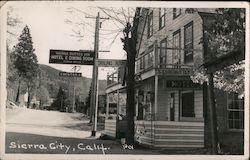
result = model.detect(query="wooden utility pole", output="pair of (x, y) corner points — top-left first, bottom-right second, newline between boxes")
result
(71, 66), (79, 113)
(90, 12), (100, 137)
(88, 12), (109, 137)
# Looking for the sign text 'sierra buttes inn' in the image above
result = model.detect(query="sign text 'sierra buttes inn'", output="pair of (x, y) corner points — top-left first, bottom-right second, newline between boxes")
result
(49, 50), (94, 65)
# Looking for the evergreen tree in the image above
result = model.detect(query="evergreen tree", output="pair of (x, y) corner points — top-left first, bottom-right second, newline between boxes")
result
(84, 85), (91, 115)
(51, 86), (65, 111)
(36, 85), (50, 108)
(12, 25), (39, 107)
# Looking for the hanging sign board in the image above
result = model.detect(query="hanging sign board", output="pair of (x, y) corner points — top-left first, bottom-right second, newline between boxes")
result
(156, 68), (193, 76)
(166, 80), (201, 88)
(49, 49), (94, 65)
(96, 59), (126, 67)
(59, 72), (82, 77)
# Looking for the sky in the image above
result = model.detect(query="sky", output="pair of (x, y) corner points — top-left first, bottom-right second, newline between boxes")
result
(6, 1), (129, 80)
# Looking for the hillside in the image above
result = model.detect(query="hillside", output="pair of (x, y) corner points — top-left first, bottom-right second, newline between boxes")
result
(39, 64), (107, 101)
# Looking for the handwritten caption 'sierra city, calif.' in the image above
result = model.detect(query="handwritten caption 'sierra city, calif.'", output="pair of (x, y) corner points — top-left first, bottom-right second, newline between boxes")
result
(9, 141), (134, 154)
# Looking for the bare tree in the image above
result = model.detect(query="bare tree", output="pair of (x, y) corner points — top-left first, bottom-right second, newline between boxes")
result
(65, 7), (139, 144)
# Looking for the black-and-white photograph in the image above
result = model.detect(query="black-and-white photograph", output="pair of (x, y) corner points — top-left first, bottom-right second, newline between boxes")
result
(0, 1), (249, 160)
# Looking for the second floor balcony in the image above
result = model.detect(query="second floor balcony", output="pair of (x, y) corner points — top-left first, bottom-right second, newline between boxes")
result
(135, 49), (194, 78)
(107, 49), (197, 87)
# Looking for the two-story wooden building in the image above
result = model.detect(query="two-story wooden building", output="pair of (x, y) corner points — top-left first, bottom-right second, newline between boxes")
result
(104, 8), (244, 153)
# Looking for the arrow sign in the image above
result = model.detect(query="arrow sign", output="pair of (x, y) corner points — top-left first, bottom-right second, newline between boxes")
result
(49, 49), (94, 65)
(96, 59), (126, 67)
(59, 72), (82, 77)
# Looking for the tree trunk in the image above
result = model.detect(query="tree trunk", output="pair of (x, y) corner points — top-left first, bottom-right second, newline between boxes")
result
(15, 79), (21, 103)
(207, 72), (218, 154)
(125, 46), (136, 145)
(27, 85), (31, 108)
(123, 8), (141, 145)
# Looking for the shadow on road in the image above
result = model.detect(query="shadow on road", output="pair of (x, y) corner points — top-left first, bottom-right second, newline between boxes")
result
(62, 122), (104, 132)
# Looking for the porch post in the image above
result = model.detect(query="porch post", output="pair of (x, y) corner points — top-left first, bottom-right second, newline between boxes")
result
(117, 90), (120, 115)
(154, 75), (158, 120)
(106, 94), (109, 120)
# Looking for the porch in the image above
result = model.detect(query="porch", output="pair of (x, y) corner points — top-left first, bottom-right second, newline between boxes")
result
(135, 120), (204, 148)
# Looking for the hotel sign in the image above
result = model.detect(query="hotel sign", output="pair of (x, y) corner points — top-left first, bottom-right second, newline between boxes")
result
(166, 80), (201, 88)
(156, 68), (193, 76)
(49, 50), (94, 65)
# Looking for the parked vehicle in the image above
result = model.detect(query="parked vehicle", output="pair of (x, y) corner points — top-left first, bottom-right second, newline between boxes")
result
(6, 101), (18, 109)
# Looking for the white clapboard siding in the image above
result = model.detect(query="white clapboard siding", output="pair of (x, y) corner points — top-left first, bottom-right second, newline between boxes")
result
(104, 119), (116, 138)
(135, 121), (204, 148)
(138, 8), (204, 66)
(194, 90), (203, 118)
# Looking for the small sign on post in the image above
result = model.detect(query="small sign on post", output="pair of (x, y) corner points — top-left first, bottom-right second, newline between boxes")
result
(49, 49), (95, 65)
(96, 59), (126, 67)
(59, 72), (82, 77)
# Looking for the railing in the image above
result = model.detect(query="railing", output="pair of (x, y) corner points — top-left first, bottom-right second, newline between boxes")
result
(135, 120), (204, 148)
(104, 119), (117, 138)
(156, 63), (193, 69)
(107, 71), (119, 86)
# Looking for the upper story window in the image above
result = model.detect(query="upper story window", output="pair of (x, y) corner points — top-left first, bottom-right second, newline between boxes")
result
(159, 38), (167, 67)
(172, 29), (181, 65)
(184, 21), (194, 63)
(173, 8), (181, 19)
(139, 52), (145, 70)
(135, 60), (139, 73)
(148, 49), (154, 68)
(227, 93), (244, 130)
(140, 56), (145, 70)
(159, 8), (166, 29)
(143, 46), (154, 69)
(147, 11), (153, 38)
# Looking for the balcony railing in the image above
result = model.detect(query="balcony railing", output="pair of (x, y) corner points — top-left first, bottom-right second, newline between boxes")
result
(156, 63), (193, 69)
(107, 71), (119, 86)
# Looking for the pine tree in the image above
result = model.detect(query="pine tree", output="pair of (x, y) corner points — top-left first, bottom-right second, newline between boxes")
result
(12, 25), (39, 107)
(85, 85), (91, 115)
(51, 86), (65, 111)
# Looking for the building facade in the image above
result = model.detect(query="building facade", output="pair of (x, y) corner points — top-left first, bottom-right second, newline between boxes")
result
(133, 7), (206, 148)
(104, 8), (244, 153)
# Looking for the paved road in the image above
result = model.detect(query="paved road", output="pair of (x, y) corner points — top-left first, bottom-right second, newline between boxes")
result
(5, 108), (160, 155)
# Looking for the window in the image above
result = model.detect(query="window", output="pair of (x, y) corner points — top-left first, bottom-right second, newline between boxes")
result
(159, 39), (167, 67)
(173, 8), (181, 19)
(147, 11), (153, 38)
(136, 60), (139, 73)
(139, 52), (145, 70)
(159, 8), (166, 29)
(142, 56), (145, 70)
(147, 46), (154, 68)
(148, 50), (154, 68)
(172, 30), (181, 65)
(144, 54), (148, 69)
(181, 91), (195, 118)
(184, 21), (193, 63)
(227, 93), (244, 130)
